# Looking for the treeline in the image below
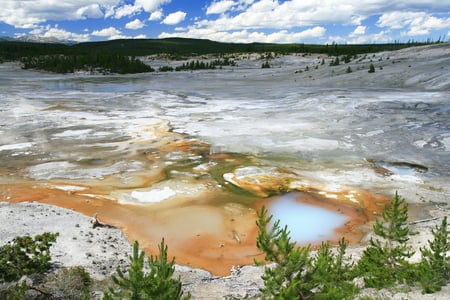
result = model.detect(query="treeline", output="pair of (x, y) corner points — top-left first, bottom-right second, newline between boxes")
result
(0, 41), (154, 74)
(159, 57), (236, 72)
(20, 53), (153, 74)
(71, 38), (439, 57)
(0, 37), (443, 74)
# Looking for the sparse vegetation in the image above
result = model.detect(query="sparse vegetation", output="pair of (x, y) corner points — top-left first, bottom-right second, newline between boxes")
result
(255, 206), (315, 299)
(0, 232), (58, 282)
(20, 54), (153, 74)
(256, 192), (450, 299)
(158, 65), (174, 72)
(330, 56), (340, 66)
(104, 239), (189, 300)
(343, 54), (352, 63)
(262, 61), (271, 68)
(255, 206), (358, 299)
(43, 266), (92, 299)
(357, 192), (414, 288)
(418, 216), (449, 293)
(1, 192), (449, 298)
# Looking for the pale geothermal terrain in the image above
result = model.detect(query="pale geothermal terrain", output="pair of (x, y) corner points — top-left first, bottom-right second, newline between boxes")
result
(1, 43), (449, 298)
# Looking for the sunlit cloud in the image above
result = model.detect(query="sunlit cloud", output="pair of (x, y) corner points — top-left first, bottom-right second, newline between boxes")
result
(206, 0), (235, 15)
(160, 26), (325, 43)
(113, 4), (141, 19)
(92, 26), (122, 37)
(30, 25), (90, 42)
(135, 0), (172, 13)
(0, 1), (448, 43)
(351, 25), (366, 37)
(126, 19), (145, 30)
(162, 11), (187, 25)
(149, 10), (164, 21)
(378, 11), (450, 36)
(76, 4), (104, 19)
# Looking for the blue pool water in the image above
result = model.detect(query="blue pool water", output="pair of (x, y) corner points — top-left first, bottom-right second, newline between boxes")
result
(268, 193), (348, 244)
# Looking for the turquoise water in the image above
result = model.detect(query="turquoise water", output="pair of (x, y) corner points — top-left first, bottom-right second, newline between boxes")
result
(268, 193), (348, 244)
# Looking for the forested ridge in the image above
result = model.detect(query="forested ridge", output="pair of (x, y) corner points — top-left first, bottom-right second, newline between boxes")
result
(0, 37), (438, 74)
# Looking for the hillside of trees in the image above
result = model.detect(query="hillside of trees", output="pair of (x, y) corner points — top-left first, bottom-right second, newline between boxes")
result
(0, 37), (440, 74)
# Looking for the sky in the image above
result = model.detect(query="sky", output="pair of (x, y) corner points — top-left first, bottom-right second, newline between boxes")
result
(0, 0), (449, 44)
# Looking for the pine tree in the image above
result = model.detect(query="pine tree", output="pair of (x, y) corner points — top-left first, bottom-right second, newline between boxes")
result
(368, 63), (375, 73)
(357, 192), (414, 288)
(312, 239), (358, 299)
(105, 239), (189, 300)
(261, 61), (271, 68)
(256, 207), (358, 299)
(419, 216), (449, 293)
(256, 206), (315, 299)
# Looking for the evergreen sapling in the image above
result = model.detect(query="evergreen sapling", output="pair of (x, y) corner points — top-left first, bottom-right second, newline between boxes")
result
(104, 239), (189, 300)
(357, 192), (414, 288)
(419, 216), (449, 293)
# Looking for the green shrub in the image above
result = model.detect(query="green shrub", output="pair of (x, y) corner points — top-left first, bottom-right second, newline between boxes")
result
(256, 206), (358, 299)
(0, 232), (58, 282)
(368, 63), (375, 73)
(261, 61), (271, 68)
(330, 56), (340, 66)
(104, 239), (189, 300)
(418, 216), (449, 293)
(312, 239), (358, 299)
(256, 206), (315, 299)
(357, 192), (414, 288)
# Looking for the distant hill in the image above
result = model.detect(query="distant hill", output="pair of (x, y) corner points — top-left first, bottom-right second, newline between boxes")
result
(1, 37), (437, 57)
(73, 37), (436, 57)
(0, 37), (441, 74)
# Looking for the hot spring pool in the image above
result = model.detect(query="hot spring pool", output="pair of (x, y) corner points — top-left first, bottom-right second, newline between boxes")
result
(267, 193), (348, 244)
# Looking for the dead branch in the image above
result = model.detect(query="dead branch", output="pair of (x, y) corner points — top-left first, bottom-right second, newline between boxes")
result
(409, 217), (439, 225)
(90, 212), (115, 229)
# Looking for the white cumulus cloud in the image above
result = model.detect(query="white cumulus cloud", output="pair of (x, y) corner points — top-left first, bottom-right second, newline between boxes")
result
(159, 25), (325, 43)
(206, 1), (235, 15)
(377, 11), (450, 36)
(350, 25), (366, 37)
(92, 26), (122, 37)
(149, 10), (164, 21)
(135, 0), (171, 13)
(1, 0), (450, 43)
(126, 19), (145, 30)
(162, 11), (187, 25)
(113, 4), (141, 19)
(76, 4), (104, 19)
(29, 25), (90, 42)
(0, 0), (120, 28)
(42, 27), (91, 42)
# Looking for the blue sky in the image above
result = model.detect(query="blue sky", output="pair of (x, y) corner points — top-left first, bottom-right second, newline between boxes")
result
(1, 1), (449, 44)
